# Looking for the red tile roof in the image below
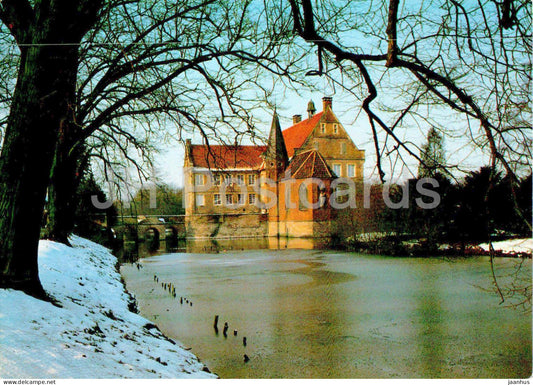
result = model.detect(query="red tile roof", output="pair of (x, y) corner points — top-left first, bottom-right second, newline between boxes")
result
(189, 144), (267, 169)
(287, 149), (334, 179)
(282, 112), (323, 158)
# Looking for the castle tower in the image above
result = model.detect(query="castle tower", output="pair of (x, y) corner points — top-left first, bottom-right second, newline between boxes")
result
(263, 110), (288, 180)
(261, 111), (289, 238)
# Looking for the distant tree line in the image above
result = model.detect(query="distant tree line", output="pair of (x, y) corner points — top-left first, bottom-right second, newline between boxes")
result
(116, 185), (184, 217)
(389, 168), (530, 242)
(348, 168), (532, 255)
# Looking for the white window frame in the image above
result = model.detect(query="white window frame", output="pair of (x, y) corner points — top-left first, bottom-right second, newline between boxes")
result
(213, 174), (221, 186)
(333, 163), (342, 177)
(347, 164), (356, 178)
(195, 173), (204, 186)
(321, 123), (326, 133)
(248, 193), (256, 205)
(213, 193), (221, 205)
(225, 194), (233, 205)
(247, 174), (256, 185)
(333, 124), (338, 134)
(340, 142), (346, 155)
(237, 174), (244, 185)
(237, 193), (245, 205)
(196, 194), (205, 206)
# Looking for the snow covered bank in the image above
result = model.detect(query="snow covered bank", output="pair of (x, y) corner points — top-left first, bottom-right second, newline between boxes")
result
(0, 236), (215, 379)
(479, 238), (532, 255)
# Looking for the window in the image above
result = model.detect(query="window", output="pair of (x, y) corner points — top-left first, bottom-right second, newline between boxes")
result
(347, 164), (356, 178)
(223, 174), (230, 185)
(319, 188), (327, 208)
(340, 142), (346, 155)
(237, 194), (245, 205)
(196, 194), (205, 206)
(195, 173), (204, 186)
(225, 194), (233, 205)
(333, 124), (338, 134)
(213, 174), (221, 186)
(333, 164), (342, 177)
(237, 174), (244, 185)
(213, 194), (221, 205)
(247, 174), (256, 185)
(298, 184), (308, 210)
(248, 193), (256, 205)
(321, 123), (326, 133)
(335, 184), (349, 204)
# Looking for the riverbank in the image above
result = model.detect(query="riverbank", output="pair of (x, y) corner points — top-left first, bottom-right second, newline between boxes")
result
(0, 236), (215, 379)
(342, 234), (532, 258)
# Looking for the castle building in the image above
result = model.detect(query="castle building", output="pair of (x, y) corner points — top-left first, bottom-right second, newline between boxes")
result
(183, 97), (365, 239)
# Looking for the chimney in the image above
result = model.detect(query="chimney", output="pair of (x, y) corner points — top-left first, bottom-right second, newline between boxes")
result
(322, 96), (332, 111)
(292, 114), (302, 124)
(184, 138), (192, 160)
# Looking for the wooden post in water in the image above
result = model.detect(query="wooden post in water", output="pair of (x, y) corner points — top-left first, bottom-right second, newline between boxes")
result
(243, 337), (247, 347)
(223, 322), (228, 338)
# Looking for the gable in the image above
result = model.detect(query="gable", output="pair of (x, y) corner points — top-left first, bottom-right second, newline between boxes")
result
(305, 110), (364, 160)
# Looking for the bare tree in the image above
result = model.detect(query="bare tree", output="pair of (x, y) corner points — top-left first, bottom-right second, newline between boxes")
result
(0, 0), (104, 298)
(286, 0), (530, 181)
(0, 0), (306, 297)
(286, 0), (531, 305)
(43, 0), (306, 243)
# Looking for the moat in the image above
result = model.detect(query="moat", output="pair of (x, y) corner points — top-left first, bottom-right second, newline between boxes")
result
(120, 241), (531, 378)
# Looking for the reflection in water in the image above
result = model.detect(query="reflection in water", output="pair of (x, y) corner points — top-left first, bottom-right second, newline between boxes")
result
(284, 259), (355, 289)
(115, 237), (330, 262)
(272, 257), (350, 377)
(120, 250), (531, 378)
(418, 290), (445, 377)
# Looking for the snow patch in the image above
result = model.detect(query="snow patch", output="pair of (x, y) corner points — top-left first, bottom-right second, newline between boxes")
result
(478, 238), (533, 255)
(0, 236), (215, 379)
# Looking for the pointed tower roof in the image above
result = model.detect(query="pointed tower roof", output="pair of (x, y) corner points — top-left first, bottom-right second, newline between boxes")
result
(264, 110), (289, 167)
(307, 100), (316, 118)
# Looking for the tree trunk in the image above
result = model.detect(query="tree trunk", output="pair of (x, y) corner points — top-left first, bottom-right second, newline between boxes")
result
(0, 0), (103, 299)
(0, 42), (79, 298)
(43, 140), (87, 245)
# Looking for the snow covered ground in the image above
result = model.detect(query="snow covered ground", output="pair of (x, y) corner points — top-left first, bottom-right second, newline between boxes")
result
(479, 237), (533, 255)
(0, 236), (216, 379)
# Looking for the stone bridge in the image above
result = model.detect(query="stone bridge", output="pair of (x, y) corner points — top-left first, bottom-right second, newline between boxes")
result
(114, 215), (186, 244)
